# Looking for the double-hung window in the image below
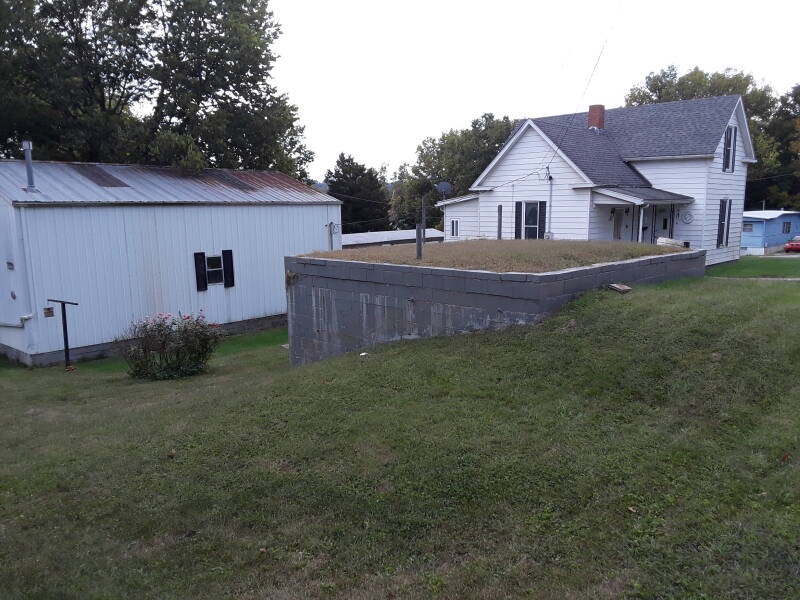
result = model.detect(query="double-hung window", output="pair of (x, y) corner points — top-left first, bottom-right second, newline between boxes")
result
(783, 222), (792, 234)
(722, 125), (737, 172)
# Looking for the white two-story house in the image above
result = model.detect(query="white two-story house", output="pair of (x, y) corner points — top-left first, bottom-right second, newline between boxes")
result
(436, 95), (755, 265)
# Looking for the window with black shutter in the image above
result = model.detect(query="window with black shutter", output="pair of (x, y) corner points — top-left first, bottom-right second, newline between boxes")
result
(723, 126), (737, 172)
(514, 202), (522, 239)
(450, 219), (459, 238)
(193, 250), (235, 291)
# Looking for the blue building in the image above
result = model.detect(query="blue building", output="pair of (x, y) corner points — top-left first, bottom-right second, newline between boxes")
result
(741, 210), (800, 255)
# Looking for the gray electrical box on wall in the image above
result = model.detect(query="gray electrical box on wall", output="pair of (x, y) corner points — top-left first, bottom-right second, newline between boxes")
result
(43, 307), (54, 317)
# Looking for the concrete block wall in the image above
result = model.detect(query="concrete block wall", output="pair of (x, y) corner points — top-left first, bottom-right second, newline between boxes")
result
(285, 250), (706, 366)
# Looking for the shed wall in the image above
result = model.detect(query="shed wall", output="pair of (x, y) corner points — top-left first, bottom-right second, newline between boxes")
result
(15, 203), (340, 356)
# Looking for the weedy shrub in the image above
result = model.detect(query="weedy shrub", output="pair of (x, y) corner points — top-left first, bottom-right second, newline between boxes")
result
(123, 311), (225, 380)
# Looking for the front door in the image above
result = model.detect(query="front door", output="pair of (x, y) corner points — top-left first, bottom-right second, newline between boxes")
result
(524, 201), (547, 239)
(613, 209), (624, 240)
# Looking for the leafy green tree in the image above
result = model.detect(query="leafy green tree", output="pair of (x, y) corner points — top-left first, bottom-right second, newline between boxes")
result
(0, 0), (312, 177)
(325, 154), (389, 234)
(753, 85), (800, 209)
(389, 113), (514, 229)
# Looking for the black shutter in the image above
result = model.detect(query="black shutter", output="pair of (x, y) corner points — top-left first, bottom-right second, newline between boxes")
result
(731, 127), (737, 172)
(222, 249), (235, 288)
(724, 201), (732, 247)
(716, 200), (727, 247)
(514, 202), (522, 239)
(194, 252), (208, 291)
(537, 201), (547, 238)
(497, 204), (502, 239)
(722, 127), (731, 171)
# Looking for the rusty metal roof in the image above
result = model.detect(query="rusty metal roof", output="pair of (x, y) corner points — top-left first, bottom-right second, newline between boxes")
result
(0, 160), (340, 206)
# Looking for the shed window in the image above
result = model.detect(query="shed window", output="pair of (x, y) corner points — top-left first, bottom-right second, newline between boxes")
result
(722, 126), (737, 172)
(783, 221), (791, 234)
(206, 255), (224, 284)
(193, 250), (235, 291)
(742, 222), (753, 232)
(450, 219), (459, 237)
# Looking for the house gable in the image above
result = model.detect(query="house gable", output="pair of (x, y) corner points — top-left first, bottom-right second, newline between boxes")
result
(470, 120), (593, 191)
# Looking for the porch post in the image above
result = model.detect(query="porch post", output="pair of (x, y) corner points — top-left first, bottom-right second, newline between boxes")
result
(637, 204), (646, 243)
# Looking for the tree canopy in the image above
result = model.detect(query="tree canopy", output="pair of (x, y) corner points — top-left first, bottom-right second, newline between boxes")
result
(626, 66), (800, 209)
(324, 153), (389, 234)
(389, 113), (514, 229)
(0, 0), (312, 178)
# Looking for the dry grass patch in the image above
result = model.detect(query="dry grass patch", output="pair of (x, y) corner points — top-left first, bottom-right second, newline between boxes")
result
(310, 239), (682, 272)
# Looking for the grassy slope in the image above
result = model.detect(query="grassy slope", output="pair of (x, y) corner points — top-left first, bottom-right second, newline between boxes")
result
(707, 256), (800, 278)
(1, 279), (799, 599)
(311, 240), (680, 273)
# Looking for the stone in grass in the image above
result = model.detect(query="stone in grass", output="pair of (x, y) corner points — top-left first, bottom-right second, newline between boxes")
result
(608, 283), (632, 294)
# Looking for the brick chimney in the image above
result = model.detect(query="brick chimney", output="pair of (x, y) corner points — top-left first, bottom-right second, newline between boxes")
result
(588, 104), (605, 129)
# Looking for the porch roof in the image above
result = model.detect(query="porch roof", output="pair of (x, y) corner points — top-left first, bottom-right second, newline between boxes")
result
(594, 186), (693, 206)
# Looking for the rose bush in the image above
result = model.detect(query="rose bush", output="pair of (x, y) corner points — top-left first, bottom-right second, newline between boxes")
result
(122, 311), (225, 380)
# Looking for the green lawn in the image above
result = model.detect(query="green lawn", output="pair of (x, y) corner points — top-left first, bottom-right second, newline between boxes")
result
(707, 255), (800, 278)
(2, 278), (799, 599)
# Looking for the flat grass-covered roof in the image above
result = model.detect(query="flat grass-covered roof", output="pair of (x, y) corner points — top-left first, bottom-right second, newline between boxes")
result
(311, 239), (683, 273)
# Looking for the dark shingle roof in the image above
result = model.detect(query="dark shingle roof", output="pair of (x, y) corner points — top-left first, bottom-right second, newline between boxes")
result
(606, 187), (692, 202)
(509, 95), (743, 190)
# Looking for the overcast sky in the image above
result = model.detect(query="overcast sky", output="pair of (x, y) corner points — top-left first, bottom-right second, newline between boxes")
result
(270, 0), (799, 182)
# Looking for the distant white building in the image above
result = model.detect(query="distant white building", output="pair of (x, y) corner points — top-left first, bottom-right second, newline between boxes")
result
(436, 96), (756, 266)
(342, 228), (443, 248)
(0, 157), (341, 365)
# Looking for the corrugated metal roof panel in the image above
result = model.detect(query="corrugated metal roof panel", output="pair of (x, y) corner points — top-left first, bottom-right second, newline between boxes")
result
(0, 161), (340, 206)
(743, 210), (800, 220)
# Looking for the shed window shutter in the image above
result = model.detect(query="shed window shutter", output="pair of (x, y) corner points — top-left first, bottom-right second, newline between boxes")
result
(194, 252), (208, 291)
(514, 202), (522, 239)
(537, 201), (547, 238)
(222, 249), (235, 288)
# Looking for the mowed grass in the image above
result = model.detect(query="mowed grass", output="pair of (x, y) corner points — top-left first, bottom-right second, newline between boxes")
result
(2, 278), (800, 599)
(311, 239), (681, 272)
(707, 255), (800, 278)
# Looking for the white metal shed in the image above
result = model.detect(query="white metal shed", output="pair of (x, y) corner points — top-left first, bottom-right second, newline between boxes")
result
(0, 159), (341, 365)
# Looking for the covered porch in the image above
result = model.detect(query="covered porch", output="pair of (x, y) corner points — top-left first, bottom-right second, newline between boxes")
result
(590, 187), (694, 244)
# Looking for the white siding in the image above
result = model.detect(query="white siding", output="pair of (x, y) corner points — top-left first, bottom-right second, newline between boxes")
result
(629, 157), (711, 249)
(704, 113), (748, 265)
(15, 202), (340, 355)
(443, 198), (479, 240)
(476, 125), (590, 240)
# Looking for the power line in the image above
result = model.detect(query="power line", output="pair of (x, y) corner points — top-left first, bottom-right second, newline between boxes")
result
(489, 7), (617, 192)
(327, 190), (390, 205)
(344, 215), (393, 226)
(748, 172), (796, 182)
